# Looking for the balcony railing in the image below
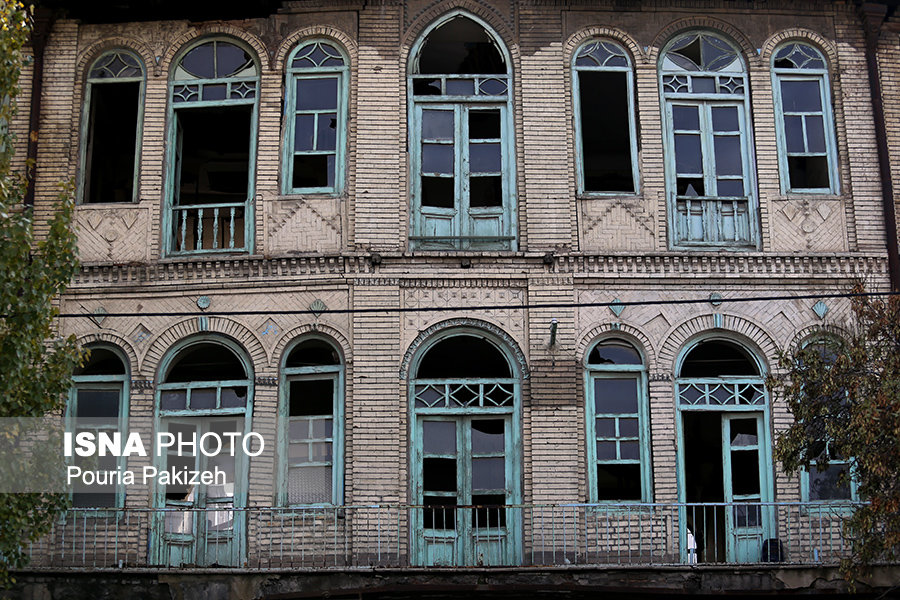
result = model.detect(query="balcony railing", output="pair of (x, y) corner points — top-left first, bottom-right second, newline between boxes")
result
(673, 196), (752, 246)
(22, 502), (858, 570)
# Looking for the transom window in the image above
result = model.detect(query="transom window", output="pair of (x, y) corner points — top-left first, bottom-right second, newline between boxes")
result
(80, 50), (144, 204)
(166, 38), (259, 255)
(772, 43), (839, 193)
(283, 41), (349, 194)
(409, 14), (516, 251)
(573, 40), (639, 194)
(660, 31), (758, 249)
(585, 339), (650, 502)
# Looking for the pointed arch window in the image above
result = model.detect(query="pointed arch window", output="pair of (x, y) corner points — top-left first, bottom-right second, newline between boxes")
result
(409, 14), (516, 251)
(660, 31), (758, 248)
(166, 39), (259, 255)
(279, 337), (345, 505)
(80, 50), (144, 204)
(772, 43), (839, 194)
(585, 338), (650, 502)
(283, 41), (349, 195)
(573, 40), (639, 194)
(68, 345), (130, 507)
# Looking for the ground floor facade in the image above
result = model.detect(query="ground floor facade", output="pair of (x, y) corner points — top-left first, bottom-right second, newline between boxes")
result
(41, 252), (885, 570)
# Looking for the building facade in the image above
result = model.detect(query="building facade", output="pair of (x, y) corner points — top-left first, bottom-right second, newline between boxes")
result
(11, 0), (900, 596)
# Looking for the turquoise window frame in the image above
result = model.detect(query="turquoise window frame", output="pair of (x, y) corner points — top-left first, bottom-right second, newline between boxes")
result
(78, 50), (145, 204)
(277, 338), (345, 507)
(584, 340), (651, 503)
(407, 11), (517, 252)
(67, 345), (130, 510)
(572, 40), (640, 195)
(282, 40), (349, 196)
(659, 31), (759, 250)
(163, 37), (260, 256)
(771, 42), (839, 194)
(801, 442), (859, 506)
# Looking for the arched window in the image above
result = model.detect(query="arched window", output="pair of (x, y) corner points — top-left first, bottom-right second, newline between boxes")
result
(279, 337), (345, 505)
(585, 338), (650, 502)
(80, 50), (144, 204)
(573, 40), (639, 194)
(660, 31), (758, 248)
(153, 338), (254, 567)
(772, 42), (838, 193)
(408, 13), (516, 251)
(410, 330), (522, 566)
(166, 38), (259, 255)
(283, 41), (349, 195)
(69, 345), (130, 507)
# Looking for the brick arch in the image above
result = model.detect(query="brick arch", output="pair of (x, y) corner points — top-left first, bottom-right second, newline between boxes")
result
(273, 27), (358, 73)
(76, 39), (154, 84)
(400, 317), (529, 380)
(659, 313), (779, 375)
(401, 4), (519, 74)
(650, 17), (757, 68)
(76, 332), (140, 378)
(576, 322), (657, 368)
(564, 26), (645, 67)
(760, 29), (839, 71)
(272, 323), (353, 369)
(143, 317), (267, 381)
(786, 323), (852, 354)
(159, 26), (269, 78)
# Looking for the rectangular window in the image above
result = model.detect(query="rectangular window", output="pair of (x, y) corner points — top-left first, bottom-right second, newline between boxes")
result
(68, 384), (126, 508)
(775, 77), (836, 192)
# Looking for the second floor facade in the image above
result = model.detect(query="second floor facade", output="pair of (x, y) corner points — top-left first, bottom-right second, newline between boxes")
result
(23, 0), (895, 265)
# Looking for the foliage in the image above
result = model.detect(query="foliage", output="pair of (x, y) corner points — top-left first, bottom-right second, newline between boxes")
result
(772, 284), (900, 578)
(0, 0), (82, 587)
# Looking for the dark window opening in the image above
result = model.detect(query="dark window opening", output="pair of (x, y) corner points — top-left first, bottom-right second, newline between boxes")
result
(83, 82), (139, 203)
(417, 16), (505, 75)
(588, 339), (641, 365)
(596, 463), (641, 500)
(173, 105), (251, 252)
(788, 155), (829, 189)
(416, 335), (512, 379)
(683, 412), (726, 563)
(165, 343), (246, 383)
(469, 176), (502, 207)
(579, 71), (634, 193)
(423, 458), (457, 492)
(286, 339), (340, 368)
(421, 176), (454, 209)
(423, 495), (457, 529)
(472, 494), (506, 527)
(680, 340), (758, 377)
(289, 379), (334, 416)
(75, 347), (126, 376)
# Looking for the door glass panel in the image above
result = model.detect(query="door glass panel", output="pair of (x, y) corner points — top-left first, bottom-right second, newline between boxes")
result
(316, 113), (337, 151)
(731, 449), (761, 495)
(469, 177), (502, 207)
(288, 465), (332, 504)
(620, 440), (640, 460)
(424, 421), (456, 454)
(424, 458), (457, 491)
(424, 495), (456, 529)
(472, 494), (506, 528)
(423, 144), (453, 173)
(422, 110), (454, 140)
(595, 417), (615, 437)
(469, 110), (501, 139)
(596, 441), (617, 460)
(471, 419), (504, 453)
(619, 417), (639, 437)
(806, 115), (826, 153)
(730, 418), (758, 446)
(717, 179), (743, 196)
(597, 464), (641, 500)
(784, 115), (805, 153)
(734, 502), (761, 527)
(673, 105), (700, 130)
(714, 136), (742, 176)
(75, 389), (120, 420)
(675, 134), (703, 174)
(472, 457), (504, 490)
(780, 80), (821, 112)
(289, 379), (333, 416)
(422, 177), (454, 208)
(469, 143), (501, 173)
(711, 106), (739, 132)
(294, 114), (314, 151)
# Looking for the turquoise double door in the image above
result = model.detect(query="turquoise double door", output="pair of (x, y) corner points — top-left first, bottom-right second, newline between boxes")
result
(413, 414), (521, 566)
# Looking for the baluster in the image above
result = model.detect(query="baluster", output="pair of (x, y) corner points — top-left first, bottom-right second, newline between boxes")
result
(213, 207), (220, 250)
(196, 208), (204, 251)
(180, 209), (187, 251)
(229, 206), (236, 249)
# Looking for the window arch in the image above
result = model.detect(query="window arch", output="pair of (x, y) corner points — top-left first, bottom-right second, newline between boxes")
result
(283, 40), (349, 195)
(573, 40), (639, 194)
(659, 31), (758, 249)
(771, 42), (839, 193)
(409, 328), (522, 566)
(408, 13), (516, 251)
(585, 338), (650, 502)
(279, 336), (345, 506)
(165, 37), (260, 255)
(80, 50), (144, 204)
(68, 344), (130, 507)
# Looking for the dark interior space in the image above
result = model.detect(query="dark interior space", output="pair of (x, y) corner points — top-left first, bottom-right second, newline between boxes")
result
(83, 81), (139, 203)
(683, 412), (726, 562)
(578, 71), (634, 193)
